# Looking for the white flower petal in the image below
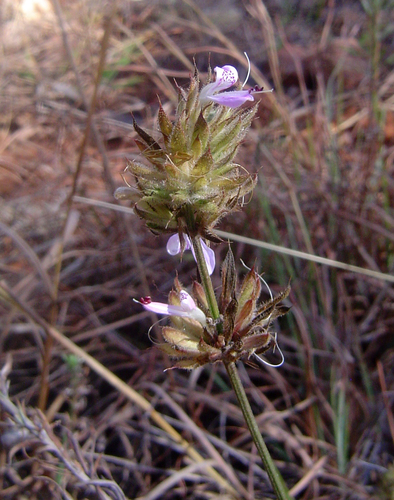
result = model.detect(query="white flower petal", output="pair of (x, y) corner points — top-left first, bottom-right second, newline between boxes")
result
(189, 308), (207, 325)
(214, 65), (238, 87)
(201, 240), (216, 275)
(179, 290), (197, 311)
(166, 234), (182, 255)
(189, 240), (216, 275)
(166, 234), (192, 256)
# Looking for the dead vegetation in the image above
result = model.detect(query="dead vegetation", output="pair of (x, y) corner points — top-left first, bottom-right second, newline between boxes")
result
(1, 0), (394, 498)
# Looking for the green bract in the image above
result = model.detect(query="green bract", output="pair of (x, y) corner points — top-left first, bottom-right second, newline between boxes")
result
(115, 68), (258, 242)
(159, 249), (290, 370)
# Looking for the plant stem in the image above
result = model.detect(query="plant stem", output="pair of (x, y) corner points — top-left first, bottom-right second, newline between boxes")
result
(191, 235), (292, 499)
(225, 360), (293, 500)
(191, 236), (220, 320)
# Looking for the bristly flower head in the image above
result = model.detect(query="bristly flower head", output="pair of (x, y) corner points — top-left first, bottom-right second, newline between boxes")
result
(139, 249), (290, 370)
(115, 56), (272, 243)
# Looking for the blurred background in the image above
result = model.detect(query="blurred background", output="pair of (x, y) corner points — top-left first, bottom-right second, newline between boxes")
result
(1, 0), (394, 498)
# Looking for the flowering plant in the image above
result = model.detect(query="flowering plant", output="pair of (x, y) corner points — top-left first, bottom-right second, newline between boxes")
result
(115, 57), (272, 244)
(117, 56), (292, 500)
(139, 250), (289, 370)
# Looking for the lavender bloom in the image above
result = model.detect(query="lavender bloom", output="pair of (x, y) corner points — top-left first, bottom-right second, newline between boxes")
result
(200, 55), (273, 109)
(199, 65), (239, 106)
(166, 234), (215, 275)
(139, 291), (206, 326)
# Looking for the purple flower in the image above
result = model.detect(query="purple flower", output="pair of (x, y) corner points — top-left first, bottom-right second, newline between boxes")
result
(166, 234), (215, 275)
(200, 54), (273, 109)
(139, 290), (206, 325)
(207, 89), (255, 108)
(199, 65), (239, 106)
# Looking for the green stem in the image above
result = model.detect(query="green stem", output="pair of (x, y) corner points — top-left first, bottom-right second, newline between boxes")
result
(191, 236), (220, 320)
(191, 235), (292, 499)
(225, 360), (293, 500)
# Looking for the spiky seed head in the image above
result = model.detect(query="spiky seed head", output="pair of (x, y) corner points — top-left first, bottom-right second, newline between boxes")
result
(157, 249), (290, 370)
(115, 65), (258, 241)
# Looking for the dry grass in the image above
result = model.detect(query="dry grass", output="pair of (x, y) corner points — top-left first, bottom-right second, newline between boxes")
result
(1, 0), (394, 499)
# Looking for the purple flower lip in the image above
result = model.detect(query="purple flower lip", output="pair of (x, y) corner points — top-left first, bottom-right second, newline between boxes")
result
(208, 85), (273, 108)
(166, 234), (215, 275)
